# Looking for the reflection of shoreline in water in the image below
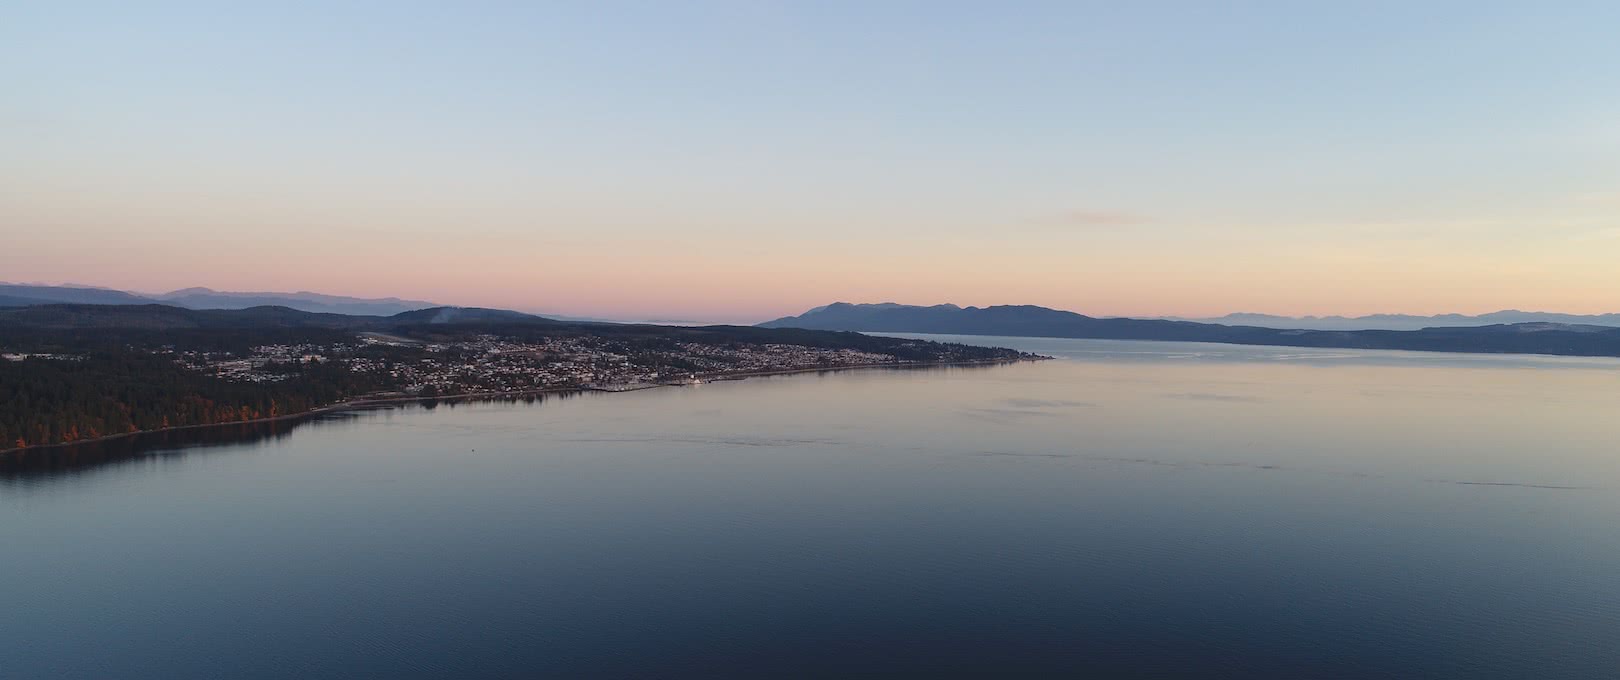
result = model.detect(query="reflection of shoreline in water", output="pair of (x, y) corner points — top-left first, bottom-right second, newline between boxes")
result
(0, 361), (1022, 481)
(0, 392), (585, 481)
(0, 415), (310, 481)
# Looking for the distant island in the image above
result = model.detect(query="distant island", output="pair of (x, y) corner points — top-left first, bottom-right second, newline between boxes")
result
(1171, 310), (1620, 331)
(0, 304), (1036, 452)
(761, 302), (1620, 358)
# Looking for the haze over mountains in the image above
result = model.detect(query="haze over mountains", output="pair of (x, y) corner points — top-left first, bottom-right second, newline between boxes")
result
(0, 283), (648, 322)
(155, 288), (439, 316)
(760, 302), (1620, 359)
(0, 283), (437, 316)
(11, 283), (1620, 358)
(0, 302), (549, 330)
(767, 303), (1620, 332)
(0, 283), (154, 308)
(10, 283), (1619, 331)
(1174, 311), (1620, 331)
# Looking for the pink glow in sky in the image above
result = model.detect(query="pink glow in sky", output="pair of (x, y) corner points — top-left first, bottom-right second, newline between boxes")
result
(5, 3), (1619, 322)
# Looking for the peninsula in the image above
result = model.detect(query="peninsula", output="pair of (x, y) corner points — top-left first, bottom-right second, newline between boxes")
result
(0, 304), (1037, 452)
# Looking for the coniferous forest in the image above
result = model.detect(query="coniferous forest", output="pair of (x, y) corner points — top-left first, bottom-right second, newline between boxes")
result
(0, 352), (391, 449)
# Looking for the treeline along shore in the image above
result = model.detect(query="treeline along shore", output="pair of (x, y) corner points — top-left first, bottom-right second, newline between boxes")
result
(0, 303), (1038, 453)
(0, 356), (1036, 459)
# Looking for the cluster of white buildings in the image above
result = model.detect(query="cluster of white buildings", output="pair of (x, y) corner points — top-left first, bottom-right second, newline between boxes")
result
(170, 343), (339, 383)
(2, 352), (83, 362)
(674, 343), (897, 373)
(172, 333), (918, 396)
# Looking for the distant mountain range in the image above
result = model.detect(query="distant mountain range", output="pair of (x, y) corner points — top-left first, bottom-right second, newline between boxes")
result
(11, 285), (1620, 358)
(1173, 311), (1620, 331)
(0, 284), (438, 316)
(0, 283), (636, 321)
(0, 284), (155, 307)
(0, 303), (547, 330)
(154, 287), (439, 316)
(761, 302), (1620, 358)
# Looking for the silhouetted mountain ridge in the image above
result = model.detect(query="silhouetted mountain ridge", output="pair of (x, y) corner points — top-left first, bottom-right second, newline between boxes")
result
(0, 284), (438, 316)
(0, 304), (554, 330)
(761, 302), (1620, 358)
(155, 287), (438, 315)
(0, 284), (156, 306)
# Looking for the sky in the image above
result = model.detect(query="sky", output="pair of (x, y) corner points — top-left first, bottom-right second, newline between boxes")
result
(4, 1), (1619, 323)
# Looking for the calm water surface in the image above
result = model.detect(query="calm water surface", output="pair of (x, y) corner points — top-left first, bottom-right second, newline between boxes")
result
(4, 336), (1620, 678)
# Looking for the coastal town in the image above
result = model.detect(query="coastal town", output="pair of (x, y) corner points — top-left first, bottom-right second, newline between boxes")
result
(0, 311), (1037, 451)
(161, 332), (1017, 397)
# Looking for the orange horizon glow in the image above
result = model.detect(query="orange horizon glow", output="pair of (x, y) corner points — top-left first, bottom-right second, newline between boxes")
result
(7, 201), (1618, 323)
(6, 4), (1618, 323)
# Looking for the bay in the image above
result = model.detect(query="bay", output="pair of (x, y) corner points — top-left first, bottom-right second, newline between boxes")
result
(4, 336), (1619, 678)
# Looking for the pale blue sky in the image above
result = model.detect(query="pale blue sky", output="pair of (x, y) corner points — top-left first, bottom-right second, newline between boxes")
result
(4, 1), (1618, 321)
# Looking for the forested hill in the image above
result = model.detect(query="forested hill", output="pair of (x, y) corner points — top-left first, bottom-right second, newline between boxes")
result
(761, 302), (1620, 359)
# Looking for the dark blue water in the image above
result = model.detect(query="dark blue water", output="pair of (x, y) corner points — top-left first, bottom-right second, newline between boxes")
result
(4, 337), (1619, 678)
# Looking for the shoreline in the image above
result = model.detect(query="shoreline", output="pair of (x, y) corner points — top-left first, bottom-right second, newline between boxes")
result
(874, 330), (1620, 363)
(0, 357), (1038, 459)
